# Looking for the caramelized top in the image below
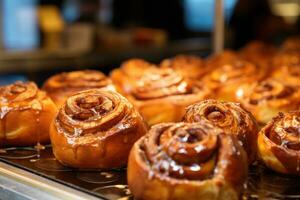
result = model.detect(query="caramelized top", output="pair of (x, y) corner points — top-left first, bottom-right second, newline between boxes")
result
(203, 58), (264, 87)
(132, 68), (193, 100)
(261, 111), (300, 174)
(55, 90), (139, 144)
(136, 121), (247, 188)
(160, 55), (207, 79)
(43, 70), (112, 91)
(240, 79), (297, 106)
(0, 81), (44, 113)
(184, 99), (258, 163)
(119, 59), (157, 78)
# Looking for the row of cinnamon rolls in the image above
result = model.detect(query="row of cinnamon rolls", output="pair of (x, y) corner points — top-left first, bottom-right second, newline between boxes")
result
(0, 38), (300, 199)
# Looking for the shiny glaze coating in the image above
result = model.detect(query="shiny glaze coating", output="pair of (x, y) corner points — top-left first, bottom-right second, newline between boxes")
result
(237, 78), (300, 125)
(239, 41), (276, 68)
(128, 121), (248, 200)
(110, 59), (157, 95)
(160, 54), (208, 80)
(202, 55), (266, 101)
(258, 111), (300, 175)
(128, 68), (210, 125)
(271, 64), (300, 87)
(50, 89), (147, 169)
(183, 99), (259, 164)
(0, 81), (57, 146)
(43, 70), (115, 107)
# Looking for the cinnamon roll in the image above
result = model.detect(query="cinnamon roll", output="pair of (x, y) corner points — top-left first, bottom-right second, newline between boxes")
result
(128, 122), (248, 200)
(43, 70), (115, 107)
(272, 50), (300, 67)
(239, 41), (276, 68)
(0, 81), (57, 147)
(205, 50), (240, 70)
(128, 68), (210, 125)
(183, 99), (259, 163)
(271, 64), (300, 87)
(202, 58), (266, 101)
(237, 78), (300, 125)
(258, 111), (300, 175)
(110, 59), (157, 95)
(49, 89), (147, 169)
(281, 36), (300, 51)
(160, 55), (208, 80)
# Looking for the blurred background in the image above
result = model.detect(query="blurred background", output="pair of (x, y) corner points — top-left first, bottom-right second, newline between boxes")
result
(0, 0), (300, 84)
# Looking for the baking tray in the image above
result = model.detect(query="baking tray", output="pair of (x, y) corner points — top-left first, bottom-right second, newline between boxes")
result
(0, 146), (300, 200)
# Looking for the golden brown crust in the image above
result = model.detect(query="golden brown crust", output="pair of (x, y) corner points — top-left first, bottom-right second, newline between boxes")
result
(183, 99), (259, 164)
(110, 59), (157, 95)
(272, 50), (300, 67)
(258, 111), (300, 175)
(160, 55), (208, 80)
(128, 122), (248, 200)
(0, 81), (57, 147)
(202, 57), (266, 101)
(49, 89), (147, 169)
(43, 70), (115, 107)
(237, 78), (300, 125)
(205, 50), (240, 70)
(271, 64), (300, 87)
(239, 41), (276, 68)
(128, 68), (211, 125)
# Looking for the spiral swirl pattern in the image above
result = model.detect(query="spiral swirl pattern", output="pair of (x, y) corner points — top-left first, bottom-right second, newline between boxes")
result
(128, 121), (248, 200)
(0, 81), (39, 105)
(258, 111), (300, 175)
(184, 100), (258, 163)
(51, 89), (147, 168)
(43, 70), (112, 91)
(132, 68), (193, 100)
(238, 79), (300, 125)
(272, 65), (300, 87)
(160, 55), (207, 79)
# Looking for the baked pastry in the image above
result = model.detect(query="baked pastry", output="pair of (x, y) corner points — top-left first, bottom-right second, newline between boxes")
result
(183, 99), (259, 164)
(160, 54), (208, 80)
(281, 36), (300, 51)
(272, 50), (300, 67)
(258, 111), (300, 175)
(202, 57), (266, 101)
(239, 41), (276, 68)
(0, 81), (57, 147)
(110, 58), (157, 95)
(128, 121), (248, 200)
(49, 89), (147, 169)
(128, 68), (210, 125)
(271, 64), (300, 87)
(43, 70), (115, 107)
(237, 78), (300, 125)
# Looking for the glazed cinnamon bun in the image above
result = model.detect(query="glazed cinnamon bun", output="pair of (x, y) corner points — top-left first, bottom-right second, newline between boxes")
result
(258, 111), (300, 175)
(183, 99), (259, 163)
(128, 68), (210, 125)
(110, 58), (157, 95)
(237, 78), (300, 125)
(160, 55), (208, 80)
(239, 41), (276, 68)
(205, 50), (240, 70)
(202, 58), (266, 101)
(49, 89), (147, 169)
(0, 81), (57, 147)
(128, 122), (248, 200)
(272, 50), (300, 67)
(271, 64), (300, 87)
(43, 70), (115, 107)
